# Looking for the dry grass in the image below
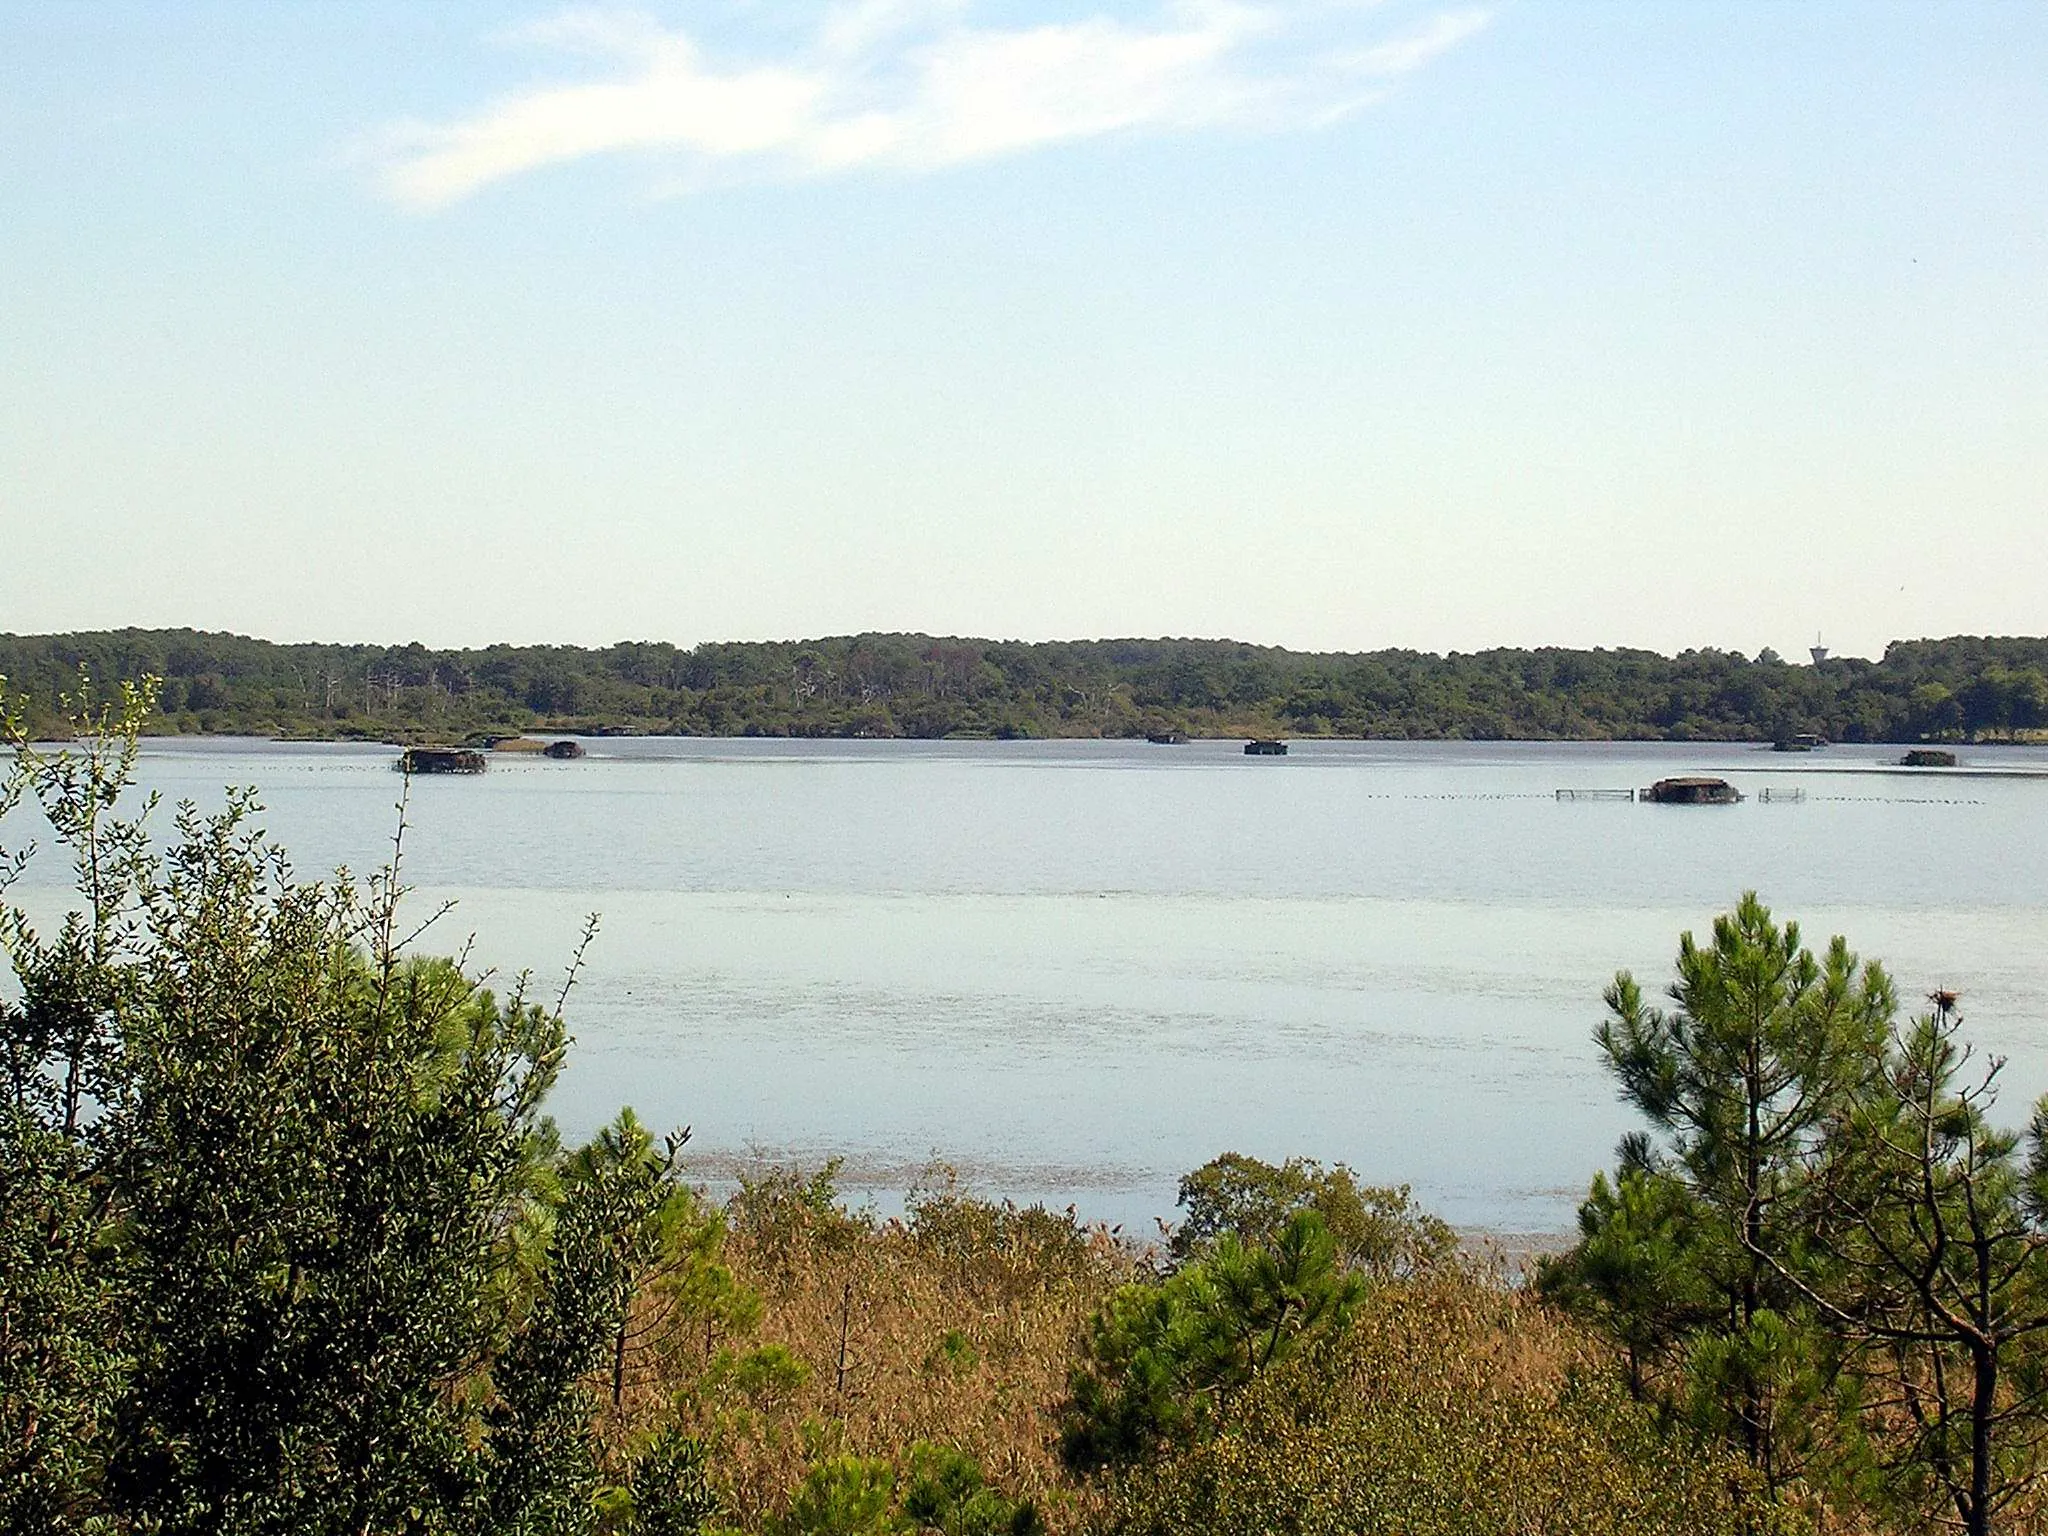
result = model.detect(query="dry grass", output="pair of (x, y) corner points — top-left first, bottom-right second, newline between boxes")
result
(597, 1167), (1138, 1531)
(586, 1171), (1901, 1536)
(1098, 1273), (1807, 1536)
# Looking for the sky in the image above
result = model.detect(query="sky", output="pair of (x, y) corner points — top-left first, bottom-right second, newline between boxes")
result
(2, 1), (2044, 659)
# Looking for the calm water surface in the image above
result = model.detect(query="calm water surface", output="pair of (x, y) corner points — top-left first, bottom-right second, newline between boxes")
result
(14, 736), (2048, 1233)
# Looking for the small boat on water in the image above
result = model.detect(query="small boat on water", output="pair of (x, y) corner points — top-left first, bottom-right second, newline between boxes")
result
(1146, 730), (1189, 745)
(1902, 748), (1958, 768)
(1244, 739), (1288, 756)
(1642, 776), (1741, 805)
(399, 747), (487, 775)
(543, 740), (585, 760)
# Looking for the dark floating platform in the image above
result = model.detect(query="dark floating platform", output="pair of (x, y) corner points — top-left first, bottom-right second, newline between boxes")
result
(1642, 776), (1742, 805)
(1243, 739), (1289, 756)
(1901, 748), (1958, 768)
(543, 740), (585, 760)
(1146, 730), (1189, 745)
(1772, 732), (1828, 752)
(399, 747), (487, 775)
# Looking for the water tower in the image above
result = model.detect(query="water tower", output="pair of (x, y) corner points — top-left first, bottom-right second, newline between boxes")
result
(1810, 633), (1829, 666)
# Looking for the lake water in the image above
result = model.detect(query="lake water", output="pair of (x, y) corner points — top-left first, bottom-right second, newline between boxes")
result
(10, 736), (2048, 1235)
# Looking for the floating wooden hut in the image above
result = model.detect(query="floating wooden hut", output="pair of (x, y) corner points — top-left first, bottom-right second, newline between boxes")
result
(1772, 732), (1827, 752)
(1902, 748), (1958, 768)
(1643, 776), (1741, 805)
(1244, 739), (1289, 756)
(543, 739), (585, 760)
(399, 747), (486, 775)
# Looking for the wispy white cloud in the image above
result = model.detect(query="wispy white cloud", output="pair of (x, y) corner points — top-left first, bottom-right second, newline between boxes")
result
(1333, 8), (1490, 77)
(372, 1), (1491, 208)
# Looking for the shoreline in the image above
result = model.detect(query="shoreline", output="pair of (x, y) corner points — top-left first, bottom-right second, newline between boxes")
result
(124, 725), (2048, 750)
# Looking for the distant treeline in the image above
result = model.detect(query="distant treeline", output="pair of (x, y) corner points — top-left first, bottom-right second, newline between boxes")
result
(4, 627), (2048, 744)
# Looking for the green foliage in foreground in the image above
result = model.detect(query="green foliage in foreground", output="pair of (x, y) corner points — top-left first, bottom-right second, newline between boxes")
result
(8, 626), (2048, 742)
(1545, 894), (2048, 1536)
(1169, 1152), (1458, 1278)
(767, 1445), (1040, 1536)
(0, 679), (704, 1535)
(1059, 1210), (1368, 1474)
(1093, 1280), (1790, 1536)
(1063, 1156), (1777, 1533)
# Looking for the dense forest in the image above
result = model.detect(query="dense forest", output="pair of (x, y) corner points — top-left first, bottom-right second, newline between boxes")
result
(10, 687), (2048, 1533)
(5, 628), (2048, 744)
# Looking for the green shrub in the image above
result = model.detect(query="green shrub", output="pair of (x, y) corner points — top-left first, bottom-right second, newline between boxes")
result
(1060, 1210), (1366, 1474)
(1096, 1278), (1797, 1536)
(900, 1443), (1040, 1536)
(775, 1456), (897, 1536)
(627, 1430), (721, 1536)
(1170, 1153), (1458, 1280)
(0, 678), (688, 1536)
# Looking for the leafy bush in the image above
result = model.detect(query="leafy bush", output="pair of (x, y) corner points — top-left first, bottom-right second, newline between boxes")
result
(905, 1170), (1104, 1304)
(1096, 1277), (1793, 1536)
(899, 1443), (1040, 1536)
(1169, 1153), (1458, 1279)
(0, 678), (690, 1535)
(727, 1161), (871, 1279)
(774, 1456), (897, 1536)
(598, 1429), (720, 1536)
(763, 1446), (1038, 1536)
(1060, 1210), (1366, 1474)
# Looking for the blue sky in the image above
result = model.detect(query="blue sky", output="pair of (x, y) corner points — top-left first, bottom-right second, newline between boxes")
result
(3, 2), (2043, 656)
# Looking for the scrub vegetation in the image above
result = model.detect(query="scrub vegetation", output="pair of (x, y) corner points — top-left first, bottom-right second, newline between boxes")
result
(7, 678), (2048, 1533)
(7, 628), (2048, 744)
